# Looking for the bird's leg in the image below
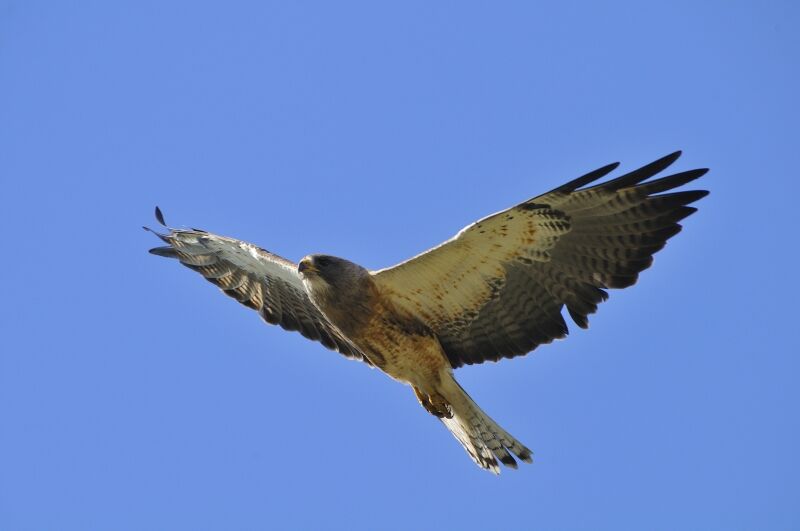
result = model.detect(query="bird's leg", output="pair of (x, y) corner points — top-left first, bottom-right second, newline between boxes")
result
(413, 385), (432, 411)
(413, 385), (453, 419)
(428, 392), (453, 419)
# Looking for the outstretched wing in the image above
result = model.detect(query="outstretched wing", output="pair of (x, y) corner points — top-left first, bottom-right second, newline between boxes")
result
(147, 211), (371, 365)
(372, 152), (708, 368)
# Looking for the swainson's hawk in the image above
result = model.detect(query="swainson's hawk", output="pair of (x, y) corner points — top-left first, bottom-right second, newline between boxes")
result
(147, 151), (708, 473)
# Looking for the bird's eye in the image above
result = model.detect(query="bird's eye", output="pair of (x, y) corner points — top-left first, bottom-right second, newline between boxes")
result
(316, 257), (331, 267)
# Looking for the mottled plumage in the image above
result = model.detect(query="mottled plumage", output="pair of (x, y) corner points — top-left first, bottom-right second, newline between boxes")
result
(147, 151), (708, 473)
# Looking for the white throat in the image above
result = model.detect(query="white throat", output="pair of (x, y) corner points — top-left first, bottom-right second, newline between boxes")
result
(302, 274), (333, 301)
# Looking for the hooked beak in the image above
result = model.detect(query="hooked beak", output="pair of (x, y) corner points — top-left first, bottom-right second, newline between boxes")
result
(298, 257), (318, 275)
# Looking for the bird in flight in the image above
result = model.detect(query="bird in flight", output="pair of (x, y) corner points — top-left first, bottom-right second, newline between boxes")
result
(147, 151), (708, 473)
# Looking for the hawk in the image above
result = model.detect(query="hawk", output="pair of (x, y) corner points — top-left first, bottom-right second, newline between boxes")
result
(147, 151), (708, 473)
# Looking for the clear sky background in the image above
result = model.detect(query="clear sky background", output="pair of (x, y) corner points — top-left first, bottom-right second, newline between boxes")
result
(1, 1), (798, 530)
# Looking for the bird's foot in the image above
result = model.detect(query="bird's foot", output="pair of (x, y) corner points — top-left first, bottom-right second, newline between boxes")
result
(413, 386), (453, 419)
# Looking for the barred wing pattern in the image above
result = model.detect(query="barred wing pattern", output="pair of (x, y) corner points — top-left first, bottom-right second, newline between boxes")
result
(372, 152), (708, 368)
(147, 217), (370, 364)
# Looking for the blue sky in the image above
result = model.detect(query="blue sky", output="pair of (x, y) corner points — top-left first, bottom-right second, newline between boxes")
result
(1, 1), (798, 529)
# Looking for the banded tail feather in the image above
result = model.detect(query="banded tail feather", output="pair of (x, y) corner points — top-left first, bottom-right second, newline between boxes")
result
(440, 377), (532, 474)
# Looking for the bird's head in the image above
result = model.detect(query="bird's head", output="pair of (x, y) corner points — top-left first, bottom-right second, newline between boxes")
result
(298, 254), (367, 294)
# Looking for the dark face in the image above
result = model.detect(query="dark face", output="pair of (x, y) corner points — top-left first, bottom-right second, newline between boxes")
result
(296, 254), (371, 330)
(297, 254), (350, 284)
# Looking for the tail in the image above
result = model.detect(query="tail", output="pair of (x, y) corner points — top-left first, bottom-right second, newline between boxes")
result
(440, 377), (532, 474)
